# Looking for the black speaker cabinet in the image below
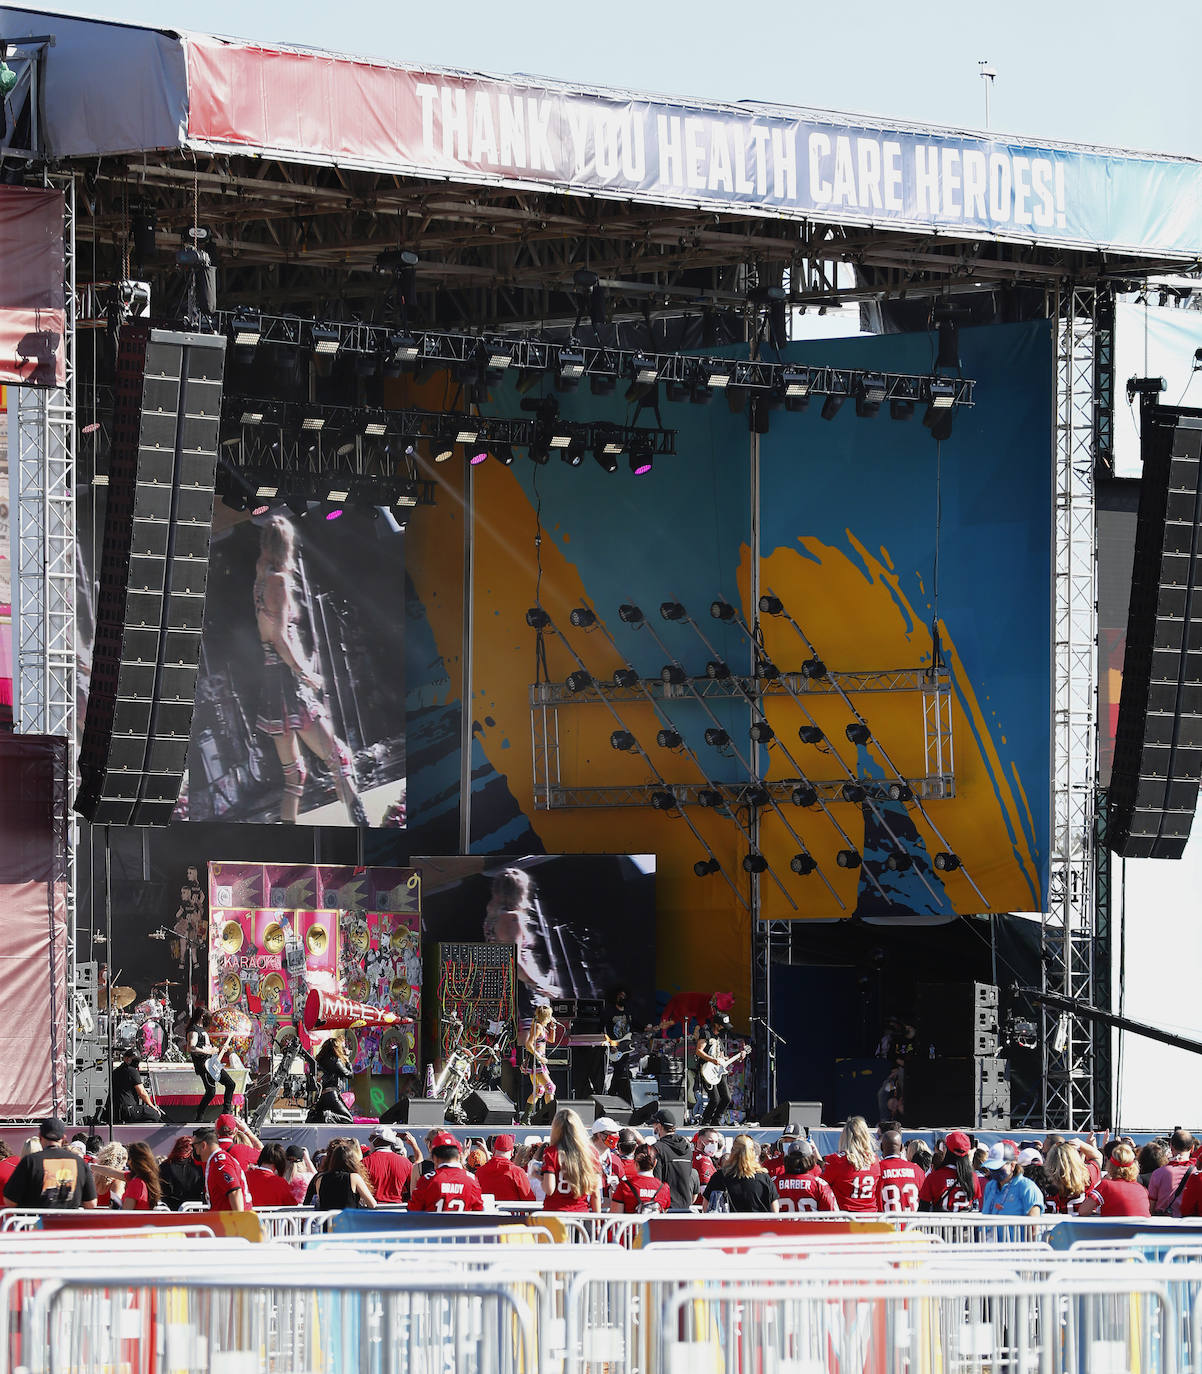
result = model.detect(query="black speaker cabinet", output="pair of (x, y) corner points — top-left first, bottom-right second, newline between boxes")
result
(464, 1090), (516, 1125)
(591, 1095), (632, 1125)
(915, 982), (1001, 1058)
(762, 1100), (823, 1129)
(77, 325), (225, 826)
(380, 1097), (446, 1127)
(628, 1098), (661, 1127)
(535, 1098), (595, 1128)
(905, 1056), (1010, 1128)
(629, 1079), (660, 1109)
(1111, 404), (1202, 857)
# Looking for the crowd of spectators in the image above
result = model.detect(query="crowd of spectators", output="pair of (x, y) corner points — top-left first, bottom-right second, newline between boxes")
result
(5, 1110), (1202, 1219)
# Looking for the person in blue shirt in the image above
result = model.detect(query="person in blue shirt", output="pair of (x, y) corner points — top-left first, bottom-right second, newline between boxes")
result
(981, 1141), (1044, 1217)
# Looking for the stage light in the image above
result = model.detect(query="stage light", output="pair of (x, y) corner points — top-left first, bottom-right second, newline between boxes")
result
(791, 853), (817, 875)
(360, 413), (389, 437)
(493, 443), (515, 466)
(613, 667), (640, 687)
(694, 856), (721, 877)
(484, 340), (514, 371)
(854, 372), (887, 418)
(706, 660), (731, 679)
(255, 483), (278, 498)
(231, 311), (261, 350)
(660, 602), (687, 621)
(385, 331), (420, 366)
(565, 670), (593, 693)
(395, 483), (419, 508)
(936, 317), (960, 371)
(610, 730), (635, 751)
(549, 427), (573, 450)
(556, 346), (585, 389)
(325, 508), (344, 521)
(300, 410), (326, 431)
(665, 376), (691, 403)
(820, 393), (845, 421)
(802, 657), (827, 680)
(745, 786), (770, 807)
(704, 727), (730, 748)
(618, 604), (644, 624)
(656, 728), (682, 749)
(757, 660), (780, 680)
(933, 851), (962, 872)
(791, 784), (817, 807)
(593, 448), (619, 474)
(239, 406), (264, 424)
(798, 726), (824, 745)
(629, 434), (654, 476)
(661, 664), (687, 685)
(569, 607), (596, 628)
(434, 443), (454, 462)
(469, 449), (488, 466)
(698, 788), (724, 807)
(845, 722), (871, 746)
(841, 783), (865, 803)
(749, 721), (775, 744)
(836, 849), (861, 869)
(886, 852), (913, 872)
(628, 354), (659, 391)
(743, 853), (768, 874)
(700, 359), (734, 389)
(924, 378), (957, 440)
(252, 504), (270, 516)
(310, 324), (340, 356)
(887, 782), (913, 802)
(562, 433), (587, 466)
(710, 600), (735, 621)
(782, 366), (811, 400)
(650, 790), (677, 811)
(758, 595), (783, 615)
(593, 431), (621, 473)
(528, 436), (550, 465)
(890, 397), (915, 421)
(526, 607), (551, 629)
(455, 423), (480, 445)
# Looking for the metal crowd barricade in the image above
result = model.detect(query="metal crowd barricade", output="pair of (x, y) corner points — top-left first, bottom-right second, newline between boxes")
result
(253, 1206), (338, 1240)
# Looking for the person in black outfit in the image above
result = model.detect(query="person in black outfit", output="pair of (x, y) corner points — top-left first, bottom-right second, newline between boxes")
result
(694, 1013), (733, 1126)
(159, 1135), (205, 1211)
(112, 1049), (165, 1123)
(186, 1009), (236, 1118)
(703, 1134), (779, 1213)
(305, 1139), (375, 1208)
(308, 1035), (355, 1122)
(649, 1106), (699, 1211)
(4, 1118), (98, 1209)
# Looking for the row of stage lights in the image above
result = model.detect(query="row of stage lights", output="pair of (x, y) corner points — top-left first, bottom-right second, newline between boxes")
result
(527, 594), (971, 903)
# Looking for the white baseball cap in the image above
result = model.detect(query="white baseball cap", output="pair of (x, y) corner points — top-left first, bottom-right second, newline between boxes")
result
(592, 1117), (620, 1135)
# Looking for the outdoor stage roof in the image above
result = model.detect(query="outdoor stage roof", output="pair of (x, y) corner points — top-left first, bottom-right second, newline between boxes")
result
(3, 6), (1200, 326)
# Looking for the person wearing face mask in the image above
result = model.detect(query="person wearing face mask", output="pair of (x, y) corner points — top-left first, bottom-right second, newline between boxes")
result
(692, 1128), (724, 1187)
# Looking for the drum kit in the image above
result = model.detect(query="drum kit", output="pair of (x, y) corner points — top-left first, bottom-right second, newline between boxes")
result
(105, 979), (186, 1063)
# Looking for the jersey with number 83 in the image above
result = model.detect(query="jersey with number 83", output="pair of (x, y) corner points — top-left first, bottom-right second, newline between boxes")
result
(878, 1158), (926, 1213)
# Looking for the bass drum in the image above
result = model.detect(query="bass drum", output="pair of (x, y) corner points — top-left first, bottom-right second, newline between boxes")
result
(113, 1016), (139, 1051)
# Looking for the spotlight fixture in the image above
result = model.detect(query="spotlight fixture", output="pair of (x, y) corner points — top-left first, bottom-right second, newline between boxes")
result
(593, 429), (622, 473)
(745, 786), (770, 808)
(526, 607), (551, 629)
(300, 410), (326, 432)
(454, 422), (480, 446)
(469, 449), (488, 466)
(326, 484), (350, 503)
(528, 435), (551, 465)
(924, 379), (957, 441)
(791, 784), (817, 808)
(650, 790), (677, 811)
(593, 447), (619, 474)
(239, 406), (265, 425)
(933, 852), (962, 872)
(845, 722), (871, 746)
(231, 312), (261, 350)
(841, 783), (865, 803)
(310, 324), (340, 356)
(493, 443), (515, 466)
(360, 412), (389, 437)
(706, 660), (731, 680)
(627, 354), (659, 398)
(757, 660), (780, 680)
(820, 393), (845, 421)
(887, 782), (913, 802)
(483, 340), (514, 371)
(704, 728), (730, 748)
(618, 603), (644, 624)
(568, 607), (596, 629)
(798, 726), (824, 745)
(700, 359), (734, 389)
(325, 507), (344, 521)
(781, 367), (812, 411)
(758, 595), (783, 616)
(660, 602), (687, 622)
(656, 728), (682, 749)
(661, 664), (687, 685)
(886, 852), (913, 872)
(742, 853), (768, 874)
(802, 657), (827, 681)
(384, 332), (420, 370)
(749, 721), (775, 744)
(629, 434), (654, 476)
(561, 433), (587, 466)
(694, 856), (721, 877)
(613, 667), (640, 687)
(710, 600), (736, 621)
(555, 346), (585, 390)
(433, 442), (455, 462)
(854, 372), (887, 418)
(791, 853), (817, 875)
(610, 730), (635, 751)
(697, 789), (724, 808)
(836, 850), (861, 869)
(565, 670), (593, 693)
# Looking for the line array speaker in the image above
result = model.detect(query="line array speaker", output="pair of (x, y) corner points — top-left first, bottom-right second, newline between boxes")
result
(463, 1089), (516, 1125)
(77, 326), (225, 826)
(1110, 404), (1202, 858)
(904, 1056), (1010, 1128)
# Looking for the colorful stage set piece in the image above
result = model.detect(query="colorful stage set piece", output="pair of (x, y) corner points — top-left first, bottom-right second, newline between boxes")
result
(206, 863), (421, 1079)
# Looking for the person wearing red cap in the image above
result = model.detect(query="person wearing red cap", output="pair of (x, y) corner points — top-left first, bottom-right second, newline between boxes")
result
(408, 1133), (484, 1212)
(475, 1135), (535, 1204)
(918, 1131), (983, 1212)
(215, 1115), (261, 1173)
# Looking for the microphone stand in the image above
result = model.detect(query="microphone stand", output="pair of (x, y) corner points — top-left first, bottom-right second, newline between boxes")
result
(749, 1016), (787, 1118)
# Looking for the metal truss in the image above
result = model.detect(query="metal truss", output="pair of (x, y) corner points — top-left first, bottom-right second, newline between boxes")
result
(532, 665), (951, 705)
(923, 677), (955, 797)
(533, 777), (950, 811)
(1021, 285), (1101, 1131)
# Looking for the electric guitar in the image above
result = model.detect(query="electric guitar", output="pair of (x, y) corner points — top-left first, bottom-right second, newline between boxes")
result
(699, 1044), (750, 1087)
(206, 1033), (236, 1082)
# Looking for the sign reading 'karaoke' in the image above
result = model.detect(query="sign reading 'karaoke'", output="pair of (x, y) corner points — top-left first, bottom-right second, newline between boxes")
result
(185, 38), (1202, 257)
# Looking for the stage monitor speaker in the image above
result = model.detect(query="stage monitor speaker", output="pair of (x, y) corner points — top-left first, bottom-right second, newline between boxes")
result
(380, 1097), (446, 1127)
(629, 1098), (661, 1127)
(77, 324), (225, 826)
(592, 1095), (632, 1125)
(539, 1098), (596, 1128)
(464, 1090), (516, 1125)
(1110, 404), (1202, 858)
(629, 1079), (660, 1110)
(762, 1101), (823, 1129)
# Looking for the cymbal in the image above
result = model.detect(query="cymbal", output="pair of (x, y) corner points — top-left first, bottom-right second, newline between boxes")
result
(153, 979), (181, 987)
(103, 986), (136, 1009)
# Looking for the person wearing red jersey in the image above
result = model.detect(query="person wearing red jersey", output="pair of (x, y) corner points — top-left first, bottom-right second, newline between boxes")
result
(215, 1115), (262, 1174)
(0, 1143), (22, 1199)
(541, 1108), (603, 1213)
(611, 1145), (671, 1214)
(362, 1127), (414, 1205)
(822, 1117), (881, 1212)
(589, 1118), (623, 1200)
(408, 1133), (484, 1213)
(877, 1130), (925, 1213)
(765, 1127), (802, 1182)
(475, 1135), (536, 1204)
(918, 1130), (982, 1212)
(244, 1144), (296, 1208)
(613, 1129), (642, 1185)
(194, 1126), (247, 1212)
(1078, 1143), (1150, 1218)
(776, 1144), (838, 1213)
(692, 1128), (724, 1187)
(1042, 1142), (1091, 1216)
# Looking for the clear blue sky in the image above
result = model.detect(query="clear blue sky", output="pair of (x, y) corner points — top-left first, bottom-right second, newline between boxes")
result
(33, 0), (1202, 159)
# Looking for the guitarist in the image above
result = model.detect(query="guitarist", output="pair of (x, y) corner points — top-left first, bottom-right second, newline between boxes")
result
(186, 1008), (236, 1119)
(693, 1012), (735, 1126)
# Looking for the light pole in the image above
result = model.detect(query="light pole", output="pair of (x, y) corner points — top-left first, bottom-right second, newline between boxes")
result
(978, 61), (997, 129)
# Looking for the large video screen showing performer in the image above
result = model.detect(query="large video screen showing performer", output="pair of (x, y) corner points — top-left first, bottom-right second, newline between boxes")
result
(415, 854), (656, 1021)
(179, 507), (406, 827)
